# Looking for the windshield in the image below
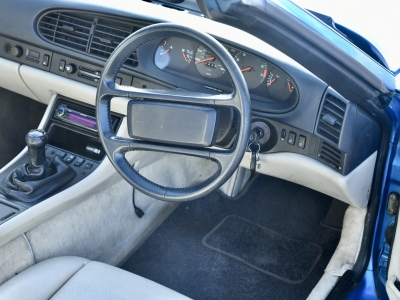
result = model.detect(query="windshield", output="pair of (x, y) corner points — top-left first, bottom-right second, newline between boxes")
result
(293, 0), (400, 73)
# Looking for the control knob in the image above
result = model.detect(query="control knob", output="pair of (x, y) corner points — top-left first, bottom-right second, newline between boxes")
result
(65, 63), (76, 75)
(11, 45), (23, 57)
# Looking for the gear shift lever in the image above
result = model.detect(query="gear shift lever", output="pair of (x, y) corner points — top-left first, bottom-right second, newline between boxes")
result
(0, 128), (76, 202)
(25, 129), (48, 174)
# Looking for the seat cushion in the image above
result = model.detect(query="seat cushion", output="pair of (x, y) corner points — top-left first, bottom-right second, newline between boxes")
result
(0, 256), (190, 300)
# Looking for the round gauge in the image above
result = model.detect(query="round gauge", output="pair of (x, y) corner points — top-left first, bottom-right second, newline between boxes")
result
(195, 46), (226, 78)
(234, 51), (269, 89)
(266, 68), (296, 102)
(154, 38), (194, 71)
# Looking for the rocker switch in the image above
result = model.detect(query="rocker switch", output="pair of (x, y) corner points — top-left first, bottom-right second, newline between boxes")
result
(298, 136), (306, 149)
(280, 129), (287, 141)
(287, 132), (296, 145)
(59, 60), (66, 72)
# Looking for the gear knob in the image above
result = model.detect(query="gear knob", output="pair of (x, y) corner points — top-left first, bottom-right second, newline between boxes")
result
(25, 129), (48, 172)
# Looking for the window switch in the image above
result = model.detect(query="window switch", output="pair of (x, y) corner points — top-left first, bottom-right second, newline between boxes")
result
(74, 157), (85, 167)
(297, 135), (306, 149)
(287, 132), (296, 145)
(280, 129), (287, 141)
(57, 151), (66, 158)
(64, 154), (75, 164)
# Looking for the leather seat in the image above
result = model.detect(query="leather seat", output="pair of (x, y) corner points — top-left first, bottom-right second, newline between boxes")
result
(0, 256), (190, 300)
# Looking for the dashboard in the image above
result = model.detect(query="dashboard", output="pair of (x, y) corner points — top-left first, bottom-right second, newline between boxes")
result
(0, 1), (381, 180)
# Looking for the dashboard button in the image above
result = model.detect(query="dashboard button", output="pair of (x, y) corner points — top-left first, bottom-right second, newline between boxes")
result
(83, 162), (93, 170)
(42, 54), (49, 66)
(64, 154), (75, 163)
(74, 157), (85, 167)
(59, 60), (66, 72)
(57, 151), (66, 158)
(280, 129), (287, 141)
(298, 135), (306, 149)
(287, 132), (296, 145)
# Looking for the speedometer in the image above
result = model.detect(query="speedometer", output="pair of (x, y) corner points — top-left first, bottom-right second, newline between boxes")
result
(234, 51), (269, 89)
(195, 46), (226, 78)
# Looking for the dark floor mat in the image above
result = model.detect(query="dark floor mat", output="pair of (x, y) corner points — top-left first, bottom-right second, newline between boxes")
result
(0, 87), (46, 169)
(203, 215), (322, 284)
(121, 175), (341, 300)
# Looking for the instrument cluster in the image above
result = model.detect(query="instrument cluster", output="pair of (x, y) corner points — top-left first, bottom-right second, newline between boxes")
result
(154, 37), (298, 104)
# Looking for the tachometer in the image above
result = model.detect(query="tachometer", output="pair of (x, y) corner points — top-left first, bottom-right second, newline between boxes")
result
(234, 51), (269, 89)
(195, 46), (226, 78)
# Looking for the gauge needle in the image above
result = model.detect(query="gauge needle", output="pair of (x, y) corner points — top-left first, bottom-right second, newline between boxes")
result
(161, 48), (170, 55)
(241, 66), (252, 72)
(263, 69), (268, 77)
(195, 56), (215, 64)
(287, 81), (294, 92)
(267, 78), (276, 86)
(182, 52), (188, 63)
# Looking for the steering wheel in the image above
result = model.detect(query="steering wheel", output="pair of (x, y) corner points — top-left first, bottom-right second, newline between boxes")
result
(96, 23), (251, 202)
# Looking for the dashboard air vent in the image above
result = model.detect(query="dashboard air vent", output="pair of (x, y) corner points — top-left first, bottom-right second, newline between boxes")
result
(316, 94), (346, 145)
(37, 11), (142, 67)
(38, 12), (92, 52)
(317, 140), (343, 170)
(89, 20), (138, 67)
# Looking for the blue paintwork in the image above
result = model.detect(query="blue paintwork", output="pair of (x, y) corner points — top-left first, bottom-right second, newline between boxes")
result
(347, 270), (379, 300)
(346, 95), (400, 299)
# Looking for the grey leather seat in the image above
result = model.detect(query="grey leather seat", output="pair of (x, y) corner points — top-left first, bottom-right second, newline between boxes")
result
(0, 256), (190, 300)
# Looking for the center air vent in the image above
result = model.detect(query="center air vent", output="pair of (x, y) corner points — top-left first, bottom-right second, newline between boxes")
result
(316, 94), (347, 145)
(37, 11), (143, 67)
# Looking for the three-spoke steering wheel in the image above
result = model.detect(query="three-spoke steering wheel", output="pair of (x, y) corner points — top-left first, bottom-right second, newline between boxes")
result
(96, 23), (251, 202)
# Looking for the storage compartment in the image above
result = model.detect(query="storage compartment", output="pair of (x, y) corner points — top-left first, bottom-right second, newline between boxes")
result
(45, 97), (122, 162)
(0, 202), (19, 223)
(47, 124), (105, 161)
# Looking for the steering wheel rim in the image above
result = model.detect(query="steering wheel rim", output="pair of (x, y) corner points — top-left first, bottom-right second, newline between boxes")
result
(96, 23), (251, 202)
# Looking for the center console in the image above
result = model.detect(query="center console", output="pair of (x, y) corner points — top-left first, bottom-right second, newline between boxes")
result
(0, 97), (122, 224)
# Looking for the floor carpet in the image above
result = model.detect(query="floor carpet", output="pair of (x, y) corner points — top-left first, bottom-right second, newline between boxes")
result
(121, 174), (341, 300)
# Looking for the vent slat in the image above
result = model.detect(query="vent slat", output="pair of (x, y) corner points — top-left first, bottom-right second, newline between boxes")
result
(38, 10), (139, 68)
(318, 143), (341, 160)
(53, 37), (87, 50)
(326, 98), (346, 113)
(317, 141), (342, 170)
(59, 13), (93, 24)
(96, 24), (130, 39)
(317, 94), (346, 145)
(58, 20), (92, 31)
(322, 104), (345, 119)
(319, 122), (340, 138)
(319, 120), (341, 133)
(55, 31), (90, 43)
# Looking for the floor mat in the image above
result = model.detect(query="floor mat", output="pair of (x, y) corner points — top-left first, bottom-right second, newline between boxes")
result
(203, 215), (322, 284)
(0, 87), (46, 169)
(121, 175), (341, 300)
